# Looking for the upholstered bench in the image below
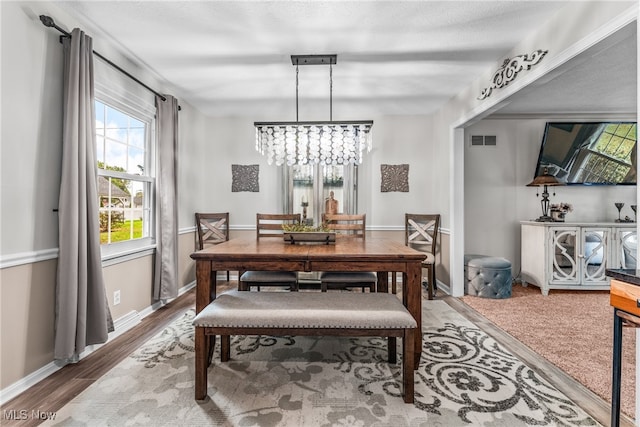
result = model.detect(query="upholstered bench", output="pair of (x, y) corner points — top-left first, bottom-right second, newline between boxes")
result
(193, 290), (417, 403)
(466, 256), (512, 299)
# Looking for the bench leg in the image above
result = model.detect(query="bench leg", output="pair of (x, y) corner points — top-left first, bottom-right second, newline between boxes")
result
(195, 327), (208, 400)
(221, 335), (231, 362)
(388, 337), (397, 364)
(403, 328), (415, 403)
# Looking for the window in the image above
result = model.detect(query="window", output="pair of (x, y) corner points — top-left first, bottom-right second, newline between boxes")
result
(284, 164), (358, 225)
(95, 100), (154, 253)
(573, 123), (637, 183)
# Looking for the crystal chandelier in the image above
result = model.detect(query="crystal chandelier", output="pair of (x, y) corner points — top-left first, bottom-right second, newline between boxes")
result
(255, 55), (373, 166)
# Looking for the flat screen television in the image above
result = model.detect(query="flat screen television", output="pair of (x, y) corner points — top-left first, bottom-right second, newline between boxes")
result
(533, 122), (637, 185)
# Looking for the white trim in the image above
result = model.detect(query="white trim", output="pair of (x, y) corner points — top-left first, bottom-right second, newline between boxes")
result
(0, 245), (157, 270)
(0, 360), (62, 405)
(0, 249), (59, 269)
(1, 227), (451, 270)
(137, 280), (196, 319)
(182, 225), (450, 235)
(451, 127), (466, 298)
(453, 5), (638, 129)
(449, 6), (638, 301)
(101, 246), (155, 267)
(0, 281), (196, 405)
(0, 310), (141, 405)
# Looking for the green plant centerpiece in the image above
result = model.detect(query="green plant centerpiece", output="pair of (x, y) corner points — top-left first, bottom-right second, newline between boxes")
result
(282, 223), (335, 244)
(282, 224), (331, 233)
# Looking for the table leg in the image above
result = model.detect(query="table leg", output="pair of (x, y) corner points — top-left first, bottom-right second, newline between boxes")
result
(377, 271), (389, 293)
(611, 309), (623, 427)
(405, 261), (422, 369)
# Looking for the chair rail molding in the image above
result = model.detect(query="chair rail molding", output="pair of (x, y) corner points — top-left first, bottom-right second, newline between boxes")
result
(0, 248), (59, 269)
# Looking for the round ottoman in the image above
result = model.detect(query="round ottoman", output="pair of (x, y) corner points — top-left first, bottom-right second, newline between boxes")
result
(466, 256), (512, 298)
(463, 254), (488, 294)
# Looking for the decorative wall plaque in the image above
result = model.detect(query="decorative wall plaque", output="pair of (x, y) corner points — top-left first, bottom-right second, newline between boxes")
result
(478, 49), (548, 100)
(231, 164), (259, 192)
(381, 164), (409, 192)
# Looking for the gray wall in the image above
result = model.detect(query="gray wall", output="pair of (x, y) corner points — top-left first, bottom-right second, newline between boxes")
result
(464, 119), (637, 275)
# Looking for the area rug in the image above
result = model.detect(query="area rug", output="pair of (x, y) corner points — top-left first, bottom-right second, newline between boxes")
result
(461, 284), (635, 418)
(45, 301), (600, 426)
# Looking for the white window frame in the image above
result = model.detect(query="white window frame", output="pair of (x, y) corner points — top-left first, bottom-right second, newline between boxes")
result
(95, 96), (156, 261)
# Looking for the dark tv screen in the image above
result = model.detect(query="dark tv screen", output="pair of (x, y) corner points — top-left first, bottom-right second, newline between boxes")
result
(533, 122), (637, 185)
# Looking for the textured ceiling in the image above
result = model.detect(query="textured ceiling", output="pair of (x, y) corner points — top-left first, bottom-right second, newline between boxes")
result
(51, 1), (636, 119)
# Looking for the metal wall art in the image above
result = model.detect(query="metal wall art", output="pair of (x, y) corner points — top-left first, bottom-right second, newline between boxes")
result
(478, 49), (548, 100)
(231, 164), (259, 192)
(381, 164), (409, 192)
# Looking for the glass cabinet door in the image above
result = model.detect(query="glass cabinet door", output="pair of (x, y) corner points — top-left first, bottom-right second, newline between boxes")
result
(550, 227), (579, 284)
(581, 228), (609, 283)
(617, 228), (637, 269)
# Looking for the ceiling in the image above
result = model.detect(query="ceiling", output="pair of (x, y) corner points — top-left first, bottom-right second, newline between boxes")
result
(51, 1), (637, 120)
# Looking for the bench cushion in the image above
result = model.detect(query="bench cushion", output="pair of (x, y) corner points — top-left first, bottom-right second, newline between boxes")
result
(193, 290), (416, 329)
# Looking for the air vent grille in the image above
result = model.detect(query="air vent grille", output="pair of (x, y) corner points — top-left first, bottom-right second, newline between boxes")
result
(470, 135), (497, 146)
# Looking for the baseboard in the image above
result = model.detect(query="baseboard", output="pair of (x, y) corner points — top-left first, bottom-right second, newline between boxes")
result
(0, 282), (195, 405)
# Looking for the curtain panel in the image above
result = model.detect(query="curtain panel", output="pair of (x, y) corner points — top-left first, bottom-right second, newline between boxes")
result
(153, 95), (179, 301)
(55, 28), (113, 361)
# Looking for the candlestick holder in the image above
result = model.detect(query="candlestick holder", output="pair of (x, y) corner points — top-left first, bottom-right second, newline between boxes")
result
(301, 201), (309, 221)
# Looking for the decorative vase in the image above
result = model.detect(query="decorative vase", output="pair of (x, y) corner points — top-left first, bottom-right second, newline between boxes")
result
(551, 210), (565, 222)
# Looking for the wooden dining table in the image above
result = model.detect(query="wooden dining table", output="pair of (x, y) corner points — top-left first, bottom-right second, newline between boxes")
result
(191, 236), (426, 368)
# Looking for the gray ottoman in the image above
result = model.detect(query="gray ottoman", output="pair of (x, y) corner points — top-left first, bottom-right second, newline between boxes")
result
(463, 254), (488, 294)
(466, 256), (512, 298)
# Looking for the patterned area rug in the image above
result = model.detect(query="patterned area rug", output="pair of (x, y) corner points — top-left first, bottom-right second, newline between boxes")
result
(46, 301), (600, 426)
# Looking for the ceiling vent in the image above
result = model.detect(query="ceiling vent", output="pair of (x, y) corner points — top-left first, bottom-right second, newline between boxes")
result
(470, 135), (497, 147)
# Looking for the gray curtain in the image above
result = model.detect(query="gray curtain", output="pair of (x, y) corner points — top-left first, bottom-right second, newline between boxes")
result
(153, 95), (179, 301)
(55, 28), (113, 361)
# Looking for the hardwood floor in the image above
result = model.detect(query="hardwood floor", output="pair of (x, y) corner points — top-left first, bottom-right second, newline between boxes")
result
(1, 284), (630, 426)
(0, 286), (205, 427)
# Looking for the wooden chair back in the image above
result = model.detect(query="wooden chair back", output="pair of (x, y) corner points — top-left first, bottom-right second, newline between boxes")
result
(195, 212), (229, 250)
(256, 213), (301, 239)
(405, 213), (440, 255)
(322, 214), (366, 239)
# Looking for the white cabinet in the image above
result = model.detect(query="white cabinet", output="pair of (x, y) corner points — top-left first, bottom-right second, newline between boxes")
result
(521, 222), (636, 295)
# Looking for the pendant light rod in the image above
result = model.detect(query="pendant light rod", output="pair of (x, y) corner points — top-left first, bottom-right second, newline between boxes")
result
(330, 63), (333, 121)
(291, 54), (337, 122)
(255, 54), (372, 166)
(295, 63), (299, 122)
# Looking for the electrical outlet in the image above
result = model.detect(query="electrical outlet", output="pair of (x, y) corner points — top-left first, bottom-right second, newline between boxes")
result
(113, 290), (121, 306)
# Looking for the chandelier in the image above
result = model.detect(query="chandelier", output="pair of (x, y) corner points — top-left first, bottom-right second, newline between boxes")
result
(255, 54), (373, 166)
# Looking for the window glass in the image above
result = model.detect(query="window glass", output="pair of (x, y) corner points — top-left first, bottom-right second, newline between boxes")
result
(96, 100), (153, 247)
(288, 164), (356, 225)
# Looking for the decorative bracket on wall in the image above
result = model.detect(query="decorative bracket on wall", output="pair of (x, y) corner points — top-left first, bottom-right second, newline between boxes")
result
(477, 49), (548, 100)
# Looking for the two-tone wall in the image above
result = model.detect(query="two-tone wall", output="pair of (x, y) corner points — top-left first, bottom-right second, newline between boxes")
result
(0, 1), (450, 400)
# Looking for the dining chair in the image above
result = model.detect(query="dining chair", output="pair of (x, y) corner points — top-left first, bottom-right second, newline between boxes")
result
(405, 213), (440, 300)
(239, 213), (301, 291)
(319, 213), (376, 292)
(195, 212), (230, 281)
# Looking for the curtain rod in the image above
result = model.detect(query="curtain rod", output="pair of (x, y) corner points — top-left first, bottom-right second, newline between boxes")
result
(39, 14), (179, 108)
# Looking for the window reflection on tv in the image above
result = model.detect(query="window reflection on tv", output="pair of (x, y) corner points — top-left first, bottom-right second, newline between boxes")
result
(534, 122), (637, 185)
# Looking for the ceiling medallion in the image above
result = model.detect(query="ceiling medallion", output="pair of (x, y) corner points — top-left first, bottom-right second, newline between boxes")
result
(478, 49), (548, 100)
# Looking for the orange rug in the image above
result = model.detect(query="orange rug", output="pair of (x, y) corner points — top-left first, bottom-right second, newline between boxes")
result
(461, 284), (636, 418)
